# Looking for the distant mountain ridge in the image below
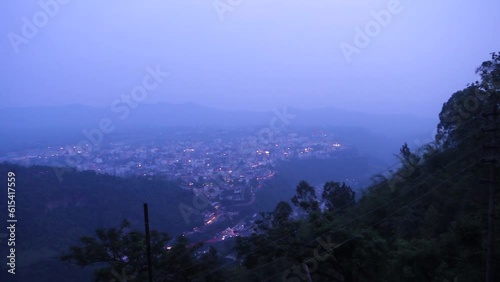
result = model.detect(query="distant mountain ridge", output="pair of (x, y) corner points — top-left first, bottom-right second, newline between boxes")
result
(0, 102), (437, 133)
(0, 102), (438, 163)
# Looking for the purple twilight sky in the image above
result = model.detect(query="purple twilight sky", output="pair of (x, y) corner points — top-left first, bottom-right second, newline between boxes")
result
(1, 0), (499, 118)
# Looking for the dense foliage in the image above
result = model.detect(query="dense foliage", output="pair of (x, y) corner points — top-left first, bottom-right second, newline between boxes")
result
(0, 163), (199, 282)
(60, 219), (222, 281)
(229, 52), (500, 282)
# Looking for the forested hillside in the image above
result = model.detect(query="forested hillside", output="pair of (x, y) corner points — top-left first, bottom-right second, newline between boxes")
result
(0, 163), (199, 282)
(230, 52), (500, 281)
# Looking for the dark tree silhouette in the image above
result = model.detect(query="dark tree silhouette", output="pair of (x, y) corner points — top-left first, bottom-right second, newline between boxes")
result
(322, 181), (355, 213)
(291, 180), (319, 213)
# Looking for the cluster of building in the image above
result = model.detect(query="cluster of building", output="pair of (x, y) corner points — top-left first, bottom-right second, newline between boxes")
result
(3, 130), (348, 205)
(2, 129), (352, 245)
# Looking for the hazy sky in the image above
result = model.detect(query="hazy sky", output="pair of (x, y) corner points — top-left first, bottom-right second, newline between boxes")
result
(1, 0), (499, 118)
